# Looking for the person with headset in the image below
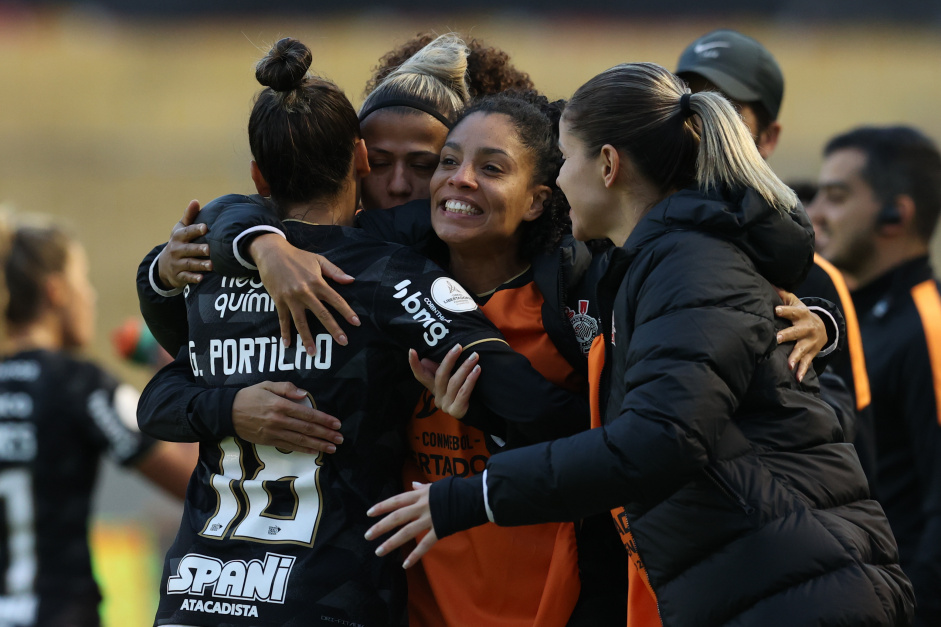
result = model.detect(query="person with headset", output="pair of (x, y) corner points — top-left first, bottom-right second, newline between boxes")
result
(807, 125), (941, 626)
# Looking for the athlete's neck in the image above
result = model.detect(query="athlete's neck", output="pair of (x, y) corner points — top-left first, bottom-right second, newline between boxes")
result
(282, 184), (358, 227)
(5, 318), (64, 353)
(448, 242), (529, 296)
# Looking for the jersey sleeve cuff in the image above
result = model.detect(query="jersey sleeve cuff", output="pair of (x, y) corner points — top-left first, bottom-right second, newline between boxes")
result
(807, 305), (840, 358)
(482, 468), (495, 523)
(429, 474), (488, 539)
(149, 252), (185, 298)
(187, 387), (241, 440)
(233, 225), (287, 271)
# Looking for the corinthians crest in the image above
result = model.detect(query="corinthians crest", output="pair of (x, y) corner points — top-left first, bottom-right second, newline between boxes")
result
(565, 300), (599, 355)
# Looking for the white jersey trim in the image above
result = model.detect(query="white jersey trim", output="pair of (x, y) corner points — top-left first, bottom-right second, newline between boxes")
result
(807, 305), (839, 358)
(233, 226), (287, 271)
(482, 468), (495, 523)
(150, 252), (185, 298)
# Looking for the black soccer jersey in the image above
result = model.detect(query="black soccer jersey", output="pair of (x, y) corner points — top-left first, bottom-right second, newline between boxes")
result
(0, 349), (155, 627)
(146, 212), (588, 627)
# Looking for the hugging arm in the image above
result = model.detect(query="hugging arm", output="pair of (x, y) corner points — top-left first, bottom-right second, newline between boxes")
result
(136, 199), (228, 355)
(137, 350), (343, 454)
(137, 243), (190, 356)
(137, 351), (239, 442)
(204, 196), (360, 352)
(137, 195), (359, 356)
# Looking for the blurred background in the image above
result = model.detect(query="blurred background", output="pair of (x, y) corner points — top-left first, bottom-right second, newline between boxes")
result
(1, 1), (940, 623)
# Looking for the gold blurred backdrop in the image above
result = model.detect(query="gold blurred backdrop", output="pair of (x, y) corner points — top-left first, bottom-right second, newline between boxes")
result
(2, 12), (940, 385)
(1, 10), (940, 624)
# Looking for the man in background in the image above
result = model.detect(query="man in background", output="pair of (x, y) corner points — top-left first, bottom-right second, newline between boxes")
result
(675, 28), (875, 482)
(808, 126), (941, 625)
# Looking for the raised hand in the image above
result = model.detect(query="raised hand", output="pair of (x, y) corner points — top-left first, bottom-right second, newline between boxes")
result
(408, 344), (481, 419)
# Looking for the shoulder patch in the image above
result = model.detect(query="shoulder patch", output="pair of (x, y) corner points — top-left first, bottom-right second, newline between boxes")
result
(430, 277), (477, 313)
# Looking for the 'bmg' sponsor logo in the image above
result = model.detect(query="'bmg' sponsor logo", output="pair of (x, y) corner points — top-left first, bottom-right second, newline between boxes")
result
(167, 552), (295, 603)
(393, 280), (451, 347)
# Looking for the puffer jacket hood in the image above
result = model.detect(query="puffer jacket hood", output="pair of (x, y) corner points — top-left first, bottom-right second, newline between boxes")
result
(625, 186), (815, 290)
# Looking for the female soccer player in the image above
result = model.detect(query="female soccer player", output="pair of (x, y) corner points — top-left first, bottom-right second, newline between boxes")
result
(137, 37), (593, 627)
(365, 63), (916, 626)
(0, 218), (193, 627)
(359, 32), (533, 211)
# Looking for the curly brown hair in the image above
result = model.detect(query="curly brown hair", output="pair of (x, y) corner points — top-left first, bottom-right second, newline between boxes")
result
(365, 32), (534, 99)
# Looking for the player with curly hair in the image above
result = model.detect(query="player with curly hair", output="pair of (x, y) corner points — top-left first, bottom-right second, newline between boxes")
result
(364, 31), (534, 98)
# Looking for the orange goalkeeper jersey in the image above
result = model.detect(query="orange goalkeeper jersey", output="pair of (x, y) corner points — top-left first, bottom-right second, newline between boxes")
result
(403, 277), (584, 627)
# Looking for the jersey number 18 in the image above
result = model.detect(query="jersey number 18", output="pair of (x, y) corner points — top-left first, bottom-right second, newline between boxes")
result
(200, 439), (324, 547)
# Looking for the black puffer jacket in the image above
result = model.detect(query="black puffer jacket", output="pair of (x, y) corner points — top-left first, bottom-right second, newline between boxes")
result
(448, 187), (914, 626)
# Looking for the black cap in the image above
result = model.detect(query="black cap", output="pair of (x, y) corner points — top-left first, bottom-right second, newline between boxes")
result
(676, 29), (784, 120)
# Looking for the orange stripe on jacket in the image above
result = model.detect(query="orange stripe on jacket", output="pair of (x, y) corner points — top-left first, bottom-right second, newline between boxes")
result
(587, 335), (661, 627)
(404, 281), (582, 627)
(588, 336), (605, 430)
(813, 254), (872, 410)
(911, 279), (941, 425)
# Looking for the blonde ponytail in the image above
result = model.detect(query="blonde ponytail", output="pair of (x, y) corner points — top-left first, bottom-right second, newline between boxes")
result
(686, 91), (797, 213)
(564, 62), (797, 214)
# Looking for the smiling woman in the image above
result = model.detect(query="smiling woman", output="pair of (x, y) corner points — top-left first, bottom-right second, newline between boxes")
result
(431, 95), (571, 287)
(430, 111), (551, 291)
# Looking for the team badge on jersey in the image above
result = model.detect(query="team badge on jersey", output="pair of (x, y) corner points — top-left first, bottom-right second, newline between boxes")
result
(430, 277), (477, 312)
(564, 300), (600, 355)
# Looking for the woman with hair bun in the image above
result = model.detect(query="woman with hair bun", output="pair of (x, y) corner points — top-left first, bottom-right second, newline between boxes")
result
(137, 38), (596, 627)
(0, 217), (193, 627)
(367, 63), (916, 626)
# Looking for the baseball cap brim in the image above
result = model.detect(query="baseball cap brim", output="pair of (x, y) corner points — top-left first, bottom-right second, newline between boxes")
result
(677, 65), (761, 105)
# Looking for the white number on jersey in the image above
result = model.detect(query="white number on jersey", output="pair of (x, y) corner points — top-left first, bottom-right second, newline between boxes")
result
(200, 439), (324, 547)
(0, 468), (38, 624)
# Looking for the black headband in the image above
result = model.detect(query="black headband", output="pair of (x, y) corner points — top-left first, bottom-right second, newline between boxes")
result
(358, 98), (454, 129)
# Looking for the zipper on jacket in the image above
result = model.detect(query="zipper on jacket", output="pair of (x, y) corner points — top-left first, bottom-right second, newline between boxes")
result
(557, 246), (568, 326)
(703, 466), (756, 515)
